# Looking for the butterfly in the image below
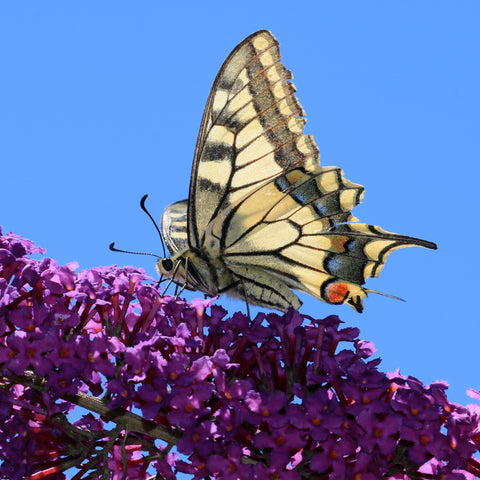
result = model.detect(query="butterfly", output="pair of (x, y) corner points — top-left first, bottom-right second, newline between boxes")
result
(156, 30), (436, 313)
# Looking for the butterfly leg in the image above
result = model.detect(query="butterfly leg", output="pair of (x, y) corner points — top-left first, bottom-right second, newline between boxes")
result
(174, 257), (190, 299)
(240, 278), (252, 320)
(217, 279), (251, 319)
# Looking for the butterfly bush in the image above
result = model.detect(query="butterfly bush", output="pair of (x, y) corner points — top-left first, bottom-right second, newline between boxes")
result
(1, 227), (480, 480)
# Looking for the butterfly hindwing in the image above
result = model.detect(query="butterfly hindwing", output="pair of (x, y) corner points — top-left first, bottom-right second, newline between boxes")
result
(205, 165), (435, 311)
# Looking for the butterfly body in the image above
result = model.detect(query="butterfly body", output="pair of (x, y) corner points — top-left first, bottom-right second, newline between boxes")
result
(157, 30), (436, 313)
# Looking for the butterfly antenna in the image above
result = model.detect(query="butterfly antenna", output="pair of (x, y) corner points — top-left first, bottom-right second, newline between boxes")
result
(109, 242), (162, 259)
(140, 194), (166, 257)
(365, 289), (405, 302)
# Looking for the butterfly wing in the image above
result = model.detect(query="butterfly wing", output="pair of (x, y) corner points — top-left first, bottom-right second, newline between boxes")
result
(207, 166), (436, 312)
(188, 30), (319, 249)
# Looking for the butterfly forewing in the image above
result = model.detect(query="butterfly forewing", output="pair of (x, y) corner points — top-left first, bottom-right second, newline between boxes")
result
(189, 30), (319, 249)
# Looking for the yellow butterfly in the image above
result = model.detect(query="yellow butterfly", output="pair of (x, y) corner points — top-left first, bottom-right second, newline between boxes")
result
(156, 30), (436, 313)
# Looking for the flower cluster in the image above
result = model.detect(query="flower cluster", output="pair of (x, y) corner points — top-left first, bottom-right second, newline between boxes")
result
(1, 227), (480, 480)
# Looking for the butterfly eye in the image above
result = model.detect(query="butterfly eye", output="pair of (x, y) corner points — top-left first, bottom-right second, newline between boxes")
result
(161, 258), (174, 272)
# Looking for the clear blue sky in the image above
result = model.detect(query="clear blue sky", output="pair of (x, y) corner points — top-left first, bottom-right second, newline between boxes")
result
(1, 1), (478, 406)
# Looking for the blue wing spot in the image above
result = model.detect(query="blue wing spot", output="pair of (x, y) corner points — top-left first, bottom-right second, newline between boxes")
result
(324, 253), (367, 284)
(275, 175), (290, 191)
(325, 255), (342, 275)
(313, 200), (328, 216)
(345, 239), (356, 253)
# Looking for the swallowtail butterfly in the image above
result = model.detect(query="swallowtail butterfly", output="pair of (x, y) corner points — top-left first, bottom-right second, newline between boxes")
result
(156, 30), (436, 312)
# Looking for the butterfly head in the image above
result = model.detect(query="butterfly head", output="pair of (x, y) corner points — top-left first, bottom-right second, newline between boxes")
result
(155, 256), (186, 285)
(156, 253), (208, 295)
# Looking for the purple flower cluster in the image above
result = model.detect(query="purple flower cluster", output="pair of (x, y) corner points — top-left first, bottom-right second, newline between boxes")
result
(1, 227), (480, 480)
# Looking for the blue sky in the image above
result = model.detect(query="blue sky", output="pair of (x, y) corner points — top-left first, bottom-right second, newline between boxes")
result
(1, 1), (478, 408)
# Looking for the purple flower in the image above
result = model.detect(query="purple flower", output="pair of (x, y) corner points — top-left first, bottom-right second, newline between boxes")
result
(299, 389), (345, 440)
(254, 424), (307, 452)
(177, 420), (216, 456)
(3, 330), (54, 376)
(136, 379), (169, 419)
(357, 407), (402, 455)
(106, 378), (135, 407)
(1, 228), (480, 480)
(168, 383), (214, 428)
(310, 435), (356, 476)
(206, 445), (253, 479)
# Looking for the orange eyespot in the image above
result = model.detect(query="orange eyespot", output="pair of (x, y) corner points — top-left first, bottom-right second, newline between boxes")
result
(322, 281), (350, 305)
